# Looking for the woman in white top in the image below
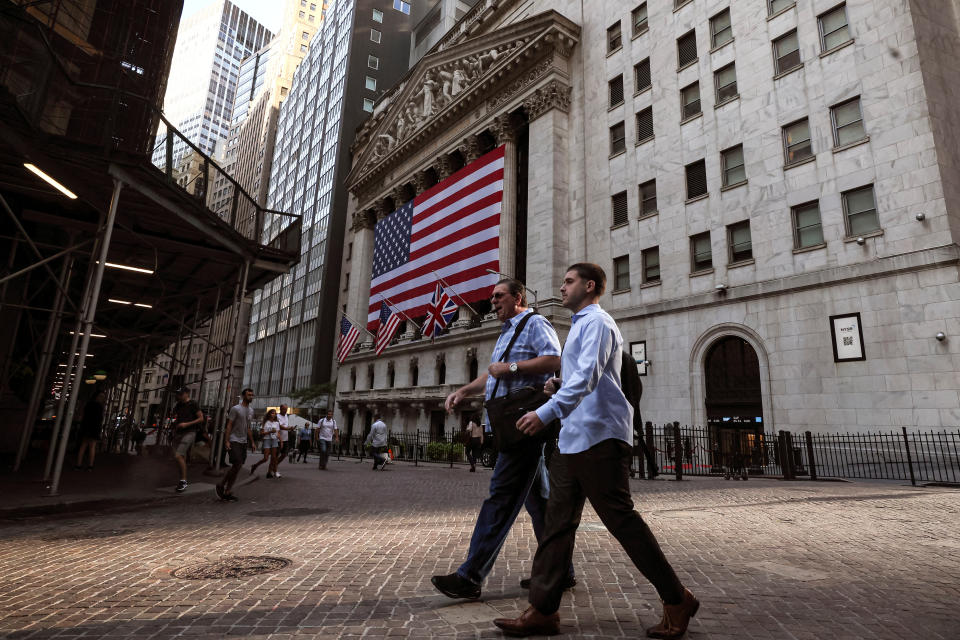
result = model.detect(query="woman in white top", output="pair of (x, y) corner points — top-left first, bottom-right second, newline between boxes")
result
(251, 409), (281, 478)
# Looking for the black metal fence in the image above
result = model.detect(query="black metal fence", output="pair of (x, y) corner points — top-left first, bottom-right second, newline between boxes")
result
(330, 431), (492, 468)
(632, 423), (960, 485)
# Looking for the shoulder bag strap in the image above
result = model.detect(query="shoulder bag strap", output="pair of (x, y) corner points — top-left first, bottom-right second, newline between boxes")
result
(490, 311), (538, 399)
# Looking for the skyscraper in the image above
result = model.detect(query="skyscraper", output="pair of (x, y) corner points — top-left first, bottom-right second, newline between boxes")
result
(243, 0), (414, 406)
(153, 0), (273, 168)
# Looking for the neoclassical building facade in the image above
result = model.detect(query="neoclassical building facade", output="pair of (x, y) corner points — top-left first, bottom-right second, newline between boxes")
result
(334, 0), (960, 440)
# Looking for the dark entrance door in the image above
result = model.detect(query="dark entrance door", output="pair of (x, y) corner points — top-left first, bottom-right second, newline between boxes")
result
(430, 410), (445, 441)
(704, 336), (765, 476)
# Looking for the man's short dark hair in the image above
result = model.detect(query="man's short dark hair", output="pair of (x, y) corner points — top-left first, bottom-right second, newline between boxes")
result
(496, 278), (527, 307)
(567, 263), (606, 297)
(242, 387), (254, 394)
(374, 413), (382, 420)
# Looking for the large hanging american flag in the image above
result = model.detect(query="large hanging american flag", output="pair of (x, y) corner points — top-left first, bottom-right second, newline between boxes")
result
(336, 315), (360, 364)
(367, 146), (503, 330)
(374, 302), (402, 355)
(422, 283), (459, 338)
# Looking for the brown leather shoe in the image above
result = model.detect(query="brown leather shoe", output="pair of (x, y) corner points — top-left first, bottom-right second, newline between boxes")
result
(646, 588), (699, 639)
(493, 605), (560, 637)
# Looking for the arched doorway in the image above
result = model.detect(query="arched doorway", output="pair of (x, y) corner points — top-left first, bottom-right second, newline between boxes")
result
(704, 335), (765, 476)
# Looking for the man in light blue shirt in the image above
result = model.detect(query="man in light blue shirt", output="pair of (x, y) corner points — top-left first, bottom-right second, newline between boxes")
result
(494, 264), (699, 640)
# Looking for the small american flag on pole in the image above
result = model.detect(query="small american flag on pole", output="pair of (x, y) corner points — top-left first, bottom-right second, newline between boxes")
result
(337, 315), (360, 364)
(367, 146), (503, 330)
(374, 302), (403, 355)
(422, 282), (459, 338)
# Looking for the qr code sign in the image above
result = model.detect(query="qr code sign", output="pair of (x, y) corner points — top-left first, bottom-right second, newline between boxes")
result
(843, 336), (854, 346)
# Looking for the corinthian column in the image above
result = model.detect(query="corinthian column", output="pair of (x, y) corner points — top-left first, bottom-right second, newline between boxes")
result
(490, 113), (519, 279)
(349, 208), (378, 342)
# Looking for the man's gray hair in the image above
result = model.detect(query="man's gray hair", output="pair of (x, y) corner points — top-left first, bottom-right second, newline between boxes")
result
(496, 278), (527, 307)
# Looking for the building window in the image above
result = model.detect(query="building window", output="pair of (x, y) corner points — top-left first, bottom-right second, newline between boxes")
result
(362, 98), (375, 112)
(686, 159), (708, 199)
(773, 30), (801, 74)
(639, 179), (657, 216)
(609, 74), (624, 107)
(710, 9), (733, 49)
(308, 14), (314, 21)
(677, 30), (698, 69)
(792, 201), (824, 249)
(783, 118), (813, 165)
(365, 76), (377, 91)
(612, 191), (629, 226)
(614, 255), (631, 291)
(728, 220), (753, 263)
(393, 0), (411, 14)
(298, 10), (305, 17)
(302, 31), (309, 40)
(831, 97), (866, 147)
(681, 82), (701, 120)
(721, 144), (746, 187)
(819, 4), (852, 52)
(610, 121), (626, 155)
(300, 44), (307, 53)
(690, 232), (712, 272)
(608, 21), (622, 52)
(636, 107), (653, 143)
(843, 185), (880, 235)
(642, 247), (660, 283)
(632, 3), (648, 37)
(768, 0), (794, 15)
(370, 28), (381, 43)
(714, 63), (738, 103)
(368, 55), (379, 69)
(373, 8), (383, 22)
(634, 58), (651, 92)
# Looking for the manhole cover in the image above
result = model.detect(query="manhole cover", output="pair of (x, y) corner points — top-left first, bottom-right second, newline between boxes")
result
(43, 528), (134, 541)
(579, 522), (607, 532)
(247, 507), (331, 517)
(172, 555), (291, 579)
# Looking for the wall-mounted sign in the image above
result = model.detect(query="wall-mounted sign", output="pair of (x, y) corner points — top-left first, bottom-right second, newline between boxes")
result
(830, 312), (865, 362)
(630, 340), (647, 376)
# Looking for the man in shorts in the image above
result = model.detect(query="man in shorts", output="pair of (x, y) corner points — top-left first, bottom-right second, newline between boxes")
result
(216, 388), (255, 501)
(316, 409), (338, 470)
(171, 388), (203, 493)
(276, 404), (294, 472)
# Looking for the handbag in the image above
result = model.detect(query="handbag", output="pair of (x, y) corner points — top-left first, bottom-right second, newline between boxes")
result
(484, 312), (558, 452)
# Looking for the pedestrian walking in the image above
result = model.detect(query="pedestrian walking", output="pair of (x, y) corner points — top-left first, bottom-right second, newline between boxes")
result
(316, 409), (338, 469)
(464, 415), (484, 472)
(216, 388), (255, 501)
(493, 264), (698, 639)
(364, 414), (389, 470)
(74, 391), (105, 471)
(276, 404), (293, 468)
(431, 278), (574, 601)
(251, 408), (280, 478)
(170, 387), (204, 493)
(296, 422), (312, 462)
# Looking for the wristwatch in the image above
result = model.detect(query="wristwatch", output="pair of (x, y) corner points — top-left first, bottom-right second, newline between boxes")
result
(509, 362), (519, 373)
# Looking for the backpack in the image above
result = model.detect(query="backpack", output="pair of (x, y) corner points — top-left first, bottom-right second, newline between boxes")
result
(620, 350), (657, 476)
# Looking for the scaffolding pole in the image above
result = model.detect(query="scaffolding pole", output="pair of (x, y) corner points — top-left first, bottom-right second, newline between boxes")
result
(213, 260), (249, 471)
(14, 253), (74, 471)
(47, 179), (123, 497)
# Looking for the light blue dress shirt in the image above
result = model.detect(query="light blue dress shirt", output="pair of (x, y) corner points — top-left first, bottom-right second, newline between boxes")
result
(484, 309), (562, 401)
(535, 304), (633, 454)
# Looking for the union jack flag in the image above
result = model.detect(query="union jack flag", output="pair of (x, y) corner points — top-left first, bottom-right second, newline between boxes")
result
(422, 283), (459, 338)
(336, 315), (360, 364)
(374, 302), (402, 356)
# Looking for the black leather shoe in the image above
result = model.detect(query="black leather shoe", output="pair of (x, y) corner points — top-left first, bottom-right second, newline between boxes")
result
(520, 576), (577, 590)
(431, 572), (481, 599)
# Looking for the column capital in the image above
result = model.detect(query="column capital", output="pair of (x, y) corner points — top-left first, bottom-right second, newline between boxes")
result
(435, 155), (454, 180)
(412, 170), (430, 195)
(374, 200), (391, 220)
(391, 186), (410, 206)
(522, 80), (572, 121)
(490, 112), (520, 145)
(351, 209), (377, 232)
(458, 135), (481, 164)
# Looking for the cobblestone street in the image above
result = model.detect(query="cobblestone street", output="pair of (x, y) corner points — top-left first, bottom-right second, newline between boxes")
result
(1, 458), (958, 639)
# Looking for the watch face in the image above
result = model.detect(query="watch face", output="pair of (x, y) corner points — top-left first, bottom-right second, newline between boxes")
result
(509, 362), (518, 372)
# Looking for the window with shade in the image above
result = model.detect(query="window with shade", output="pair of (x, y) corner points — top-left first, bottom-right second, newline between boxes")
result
(634, 58), (651, 93)
(677, 30), (697, 69)
(721, 144), (746, 187)
(610, 121), (626, 155)
(714, 63), (738, 103)
(612, 191), (629, 226)
(642, 247), (660, 283)
(842, 185), (880, 236)
(636, 107), (653, 143)
(710, 9), (733, 49)
(768, 0), (794, 16)
(685, 159), (708, 199)
(792, 201), (824, 249)
(728, 220), (753, 263)
(773, 30), (801, 74)
(831, 97), (866, 147)
(608, 21), (622, 53)
(639, 179), (657, 216)
(632, 3), (648, 36)
(614, 255), (631, 291)
(609, 74), (624, 107)
(819, 4), (852, 52)
(681, 82), (701, 120)
(690, 232), (712, 272)
(783, 118), (813, 165)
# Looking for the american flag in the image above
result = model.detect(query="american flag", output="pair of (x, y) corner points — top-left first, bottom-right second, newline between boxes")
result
(367, 146), (503, 330)
(336, 315), (360, 364)
(422, 282), (459, 338)
(375, 302), (402, 355)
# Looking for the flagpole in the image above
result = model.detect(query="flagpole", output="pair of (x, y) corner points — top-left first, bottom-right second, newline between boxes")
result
(381, 296), (422, 330)
(430, 271), (480, 317)
(341, 309), (377, 339)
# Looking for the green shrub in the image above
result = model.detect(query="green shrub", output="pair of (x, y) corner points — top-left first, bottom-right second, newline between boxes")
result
(425, 441), (465, 461)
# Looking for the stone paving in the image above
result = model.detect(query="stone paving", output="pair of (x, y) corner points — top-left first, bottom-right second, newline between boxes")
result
(1, 457), (958, 639)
